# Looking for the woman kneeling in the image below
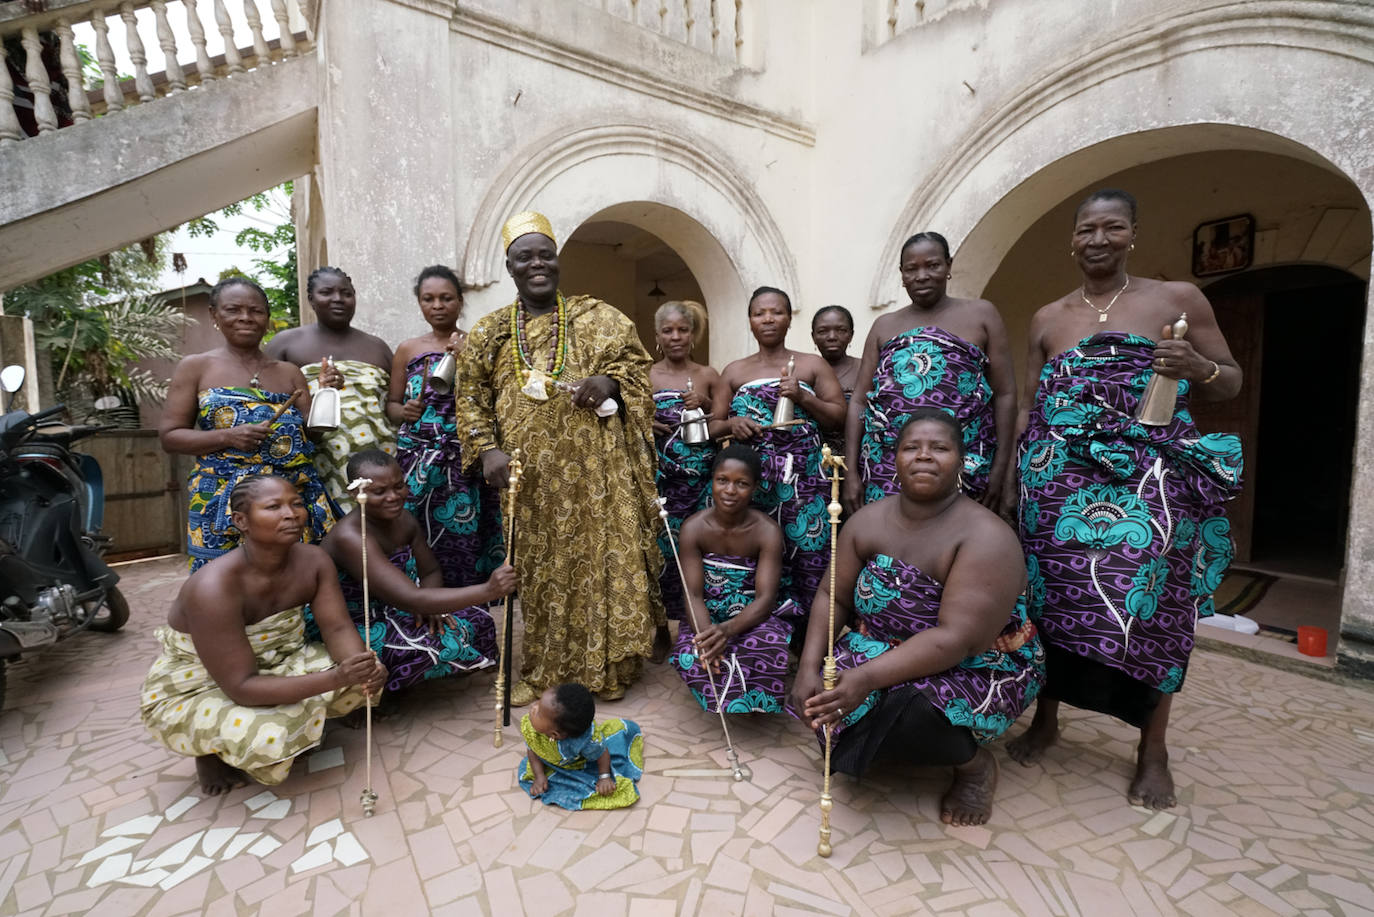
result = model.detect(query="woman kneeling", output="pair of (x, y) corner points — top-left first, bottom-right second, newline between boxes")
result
(791, 409), (1045, 825)
(317, 449), (519, 696)
(671, 445), (798, 713)
(140, 475), (387, 795)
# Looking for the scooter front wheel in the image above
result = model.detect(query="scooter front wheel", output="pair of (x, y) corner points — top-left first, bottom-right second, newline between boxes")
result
(87, 586), (130, 633)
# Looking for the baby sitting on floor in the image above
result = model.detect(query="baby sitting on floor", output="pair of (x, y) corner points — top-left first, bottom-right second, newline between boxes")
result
(517, 683), (644, 810)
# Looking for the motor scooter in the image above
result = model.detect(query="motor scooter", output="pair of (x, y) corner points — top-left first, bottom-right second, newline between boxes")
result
(0, 365), (128, 705)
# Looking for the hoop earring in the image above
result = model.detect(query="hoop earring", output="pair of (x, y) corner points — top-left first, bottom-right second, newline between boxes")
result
(957, 470), (965, 491)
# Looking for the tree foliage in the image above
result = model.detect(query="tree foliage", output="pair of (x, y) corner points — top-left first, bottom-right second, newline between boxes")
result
(4, 240), (192, 420)
(187, 182), (298, 331)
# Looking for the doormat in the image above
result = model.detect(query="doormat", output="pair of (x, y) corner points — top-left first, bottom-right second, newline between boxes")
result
(1213, 570), (1279, 617)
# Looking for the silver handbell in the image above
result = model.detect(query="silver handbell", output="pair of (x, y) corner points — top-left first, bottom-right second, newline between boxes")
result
(680, 407), (710, 444)
(680, 376), (710, 444)
(307, 386), (341, 432)
(772, 355), (796, 425)
(1136, 313), (1189, 426)
(427, 352), (458, 395)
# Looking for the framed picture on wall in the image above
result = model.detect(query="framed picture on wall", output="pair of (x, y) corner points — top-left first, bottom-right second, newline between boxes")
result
(1192, 214), (1255, 277)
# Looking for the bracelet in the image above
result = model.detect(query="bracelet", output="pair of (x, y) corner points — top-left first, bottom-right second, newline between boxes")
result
(1201, 361), (1221, 384)
(599, 773), (613, 780)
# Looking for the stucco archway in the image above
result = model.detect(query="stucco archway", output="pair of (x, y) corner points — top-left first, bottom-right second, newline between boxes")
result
(871, 4), (1374, 641)
(461, 123), (797, 366)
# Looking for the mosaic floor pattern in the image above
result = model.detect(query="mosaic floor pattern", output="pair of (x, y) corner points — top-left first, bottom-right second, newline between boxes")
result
(1, 556), (1373, 915)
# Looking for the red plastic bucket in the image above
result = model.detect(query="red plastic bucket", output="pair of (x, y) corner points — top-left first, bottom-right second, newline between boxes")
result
(1297, 625), (1328, 657)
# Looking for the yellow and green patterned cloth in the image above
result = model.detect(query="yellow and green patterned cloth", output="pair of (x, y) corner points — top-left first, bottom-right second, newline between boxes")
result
(302, 360), (397, 509)
(139, 605), (369, 785)
(185, 387), (337, 571)
(516, 714), (644, 810)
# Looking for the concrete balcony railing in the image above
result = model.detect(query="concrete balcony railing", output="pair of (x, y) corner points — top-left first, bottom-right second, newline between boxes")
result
(866, 0), (986, 48)
(0, 0), (312, 144)
(575, 0), (747, 64)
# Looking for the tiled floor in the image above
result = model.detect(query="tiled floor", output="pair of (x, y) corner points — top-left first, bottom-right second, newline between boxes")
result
(3, 556), (1374, 916)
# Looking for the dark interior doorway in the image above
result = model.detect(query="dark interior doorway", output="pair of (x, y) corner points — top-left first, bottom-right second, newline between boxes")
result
(1197, 265), (1366, 581)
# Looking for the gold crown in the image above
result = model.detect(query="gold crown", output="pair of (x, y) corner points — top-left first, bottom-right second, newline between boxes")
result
(501, 211), (556, 251)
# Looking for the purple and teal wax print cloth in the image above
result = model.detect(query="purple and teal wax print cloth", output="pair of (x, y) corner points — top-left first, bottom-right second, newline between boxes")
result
(305, 544), (498, 693)
(798, 553), (1045, 747)
(860, 326), (998, 502)
(653, 389), (716, 621)
(729, 379), (829, 616)
(1017, 332), (1243, 694)
(395, 352), (504, 589)
(670, 552), (796, 713)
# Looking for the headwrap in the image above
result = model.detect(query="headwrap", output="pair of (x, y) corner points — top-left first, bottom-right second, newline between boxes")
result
(502, 211), (557, 251)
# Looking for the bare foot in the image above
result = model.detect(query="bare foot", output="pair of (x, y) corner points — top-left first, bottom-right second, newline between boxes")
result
(941, 747), (998, 826)
(650, 624), (671, 665)
(195, 755), (248, 796)
(1128, 746), (1176, 809)
(1007, 709), (1058, 767)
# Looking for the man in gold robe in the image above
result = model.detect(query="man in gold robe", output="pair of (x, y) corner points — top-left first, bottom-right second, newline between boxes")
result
(456, 211), (664, 702)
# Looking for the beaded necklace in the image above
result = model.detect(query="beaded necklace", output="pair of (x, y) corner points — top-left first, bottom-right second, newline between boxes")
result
(509, 292), (568, 383)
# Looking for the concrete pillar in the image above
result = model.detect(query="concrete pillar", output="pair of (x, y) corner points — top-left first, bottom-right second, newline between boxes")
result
(315, 0), (459, 344)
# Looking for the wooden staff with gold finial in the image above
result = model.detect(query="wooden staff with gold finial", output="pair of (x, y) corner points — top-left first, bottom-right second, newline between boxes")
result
(493, 449), (524, 747)
(817, 443), (846, 856)
(347, 476), (380, 817)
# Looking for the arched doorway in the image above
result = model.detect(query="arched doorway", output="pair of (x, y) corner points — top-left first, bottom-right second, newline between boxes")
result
(460, 124), (796, 368)
(560, 219), (710, 362)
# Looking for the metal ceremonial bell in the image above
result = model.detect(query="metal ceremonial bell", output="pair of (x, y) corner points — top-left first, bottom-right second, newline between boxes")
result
(1136, 313), (1189, 426)
(427, 352), (458, 395)
(306, 385), (340, 432)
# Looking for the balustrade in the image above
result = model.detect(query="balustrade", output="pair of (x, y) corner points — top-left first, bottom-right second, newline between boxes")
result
(0, 0), (314, 146)
(578, 0), (746, 64)
(872, 0), (984, 46)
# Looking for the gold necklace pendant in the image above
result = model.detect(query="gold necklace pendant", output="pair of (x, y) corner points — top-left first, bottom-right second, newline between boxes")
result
(521, 368), (550, 401)
(1081, 277), (1130, 323)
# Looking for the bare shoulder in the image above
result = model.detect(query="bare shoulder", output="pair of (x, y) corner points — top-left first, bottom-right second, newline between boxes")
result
(1155, 278), (1210, 310)
(955, 499), (1023, 558)
(290, 541), (335, 578)
(963, 296), (1007, 326)
(719, 357), (750, 389)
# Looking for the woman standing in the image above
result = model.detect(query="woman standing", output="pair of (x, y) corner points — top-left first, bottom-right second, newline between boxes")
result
(387, 265), (503, 588)
(714, 286), (847, 617)
(265, 266), (396, 508)
(649, 300), (722, 629)
(792, 411), (1044, 826)
(159, 277), (336, 571)
(1006, 189), (1242, 809)
(843, 233), (1016, 513)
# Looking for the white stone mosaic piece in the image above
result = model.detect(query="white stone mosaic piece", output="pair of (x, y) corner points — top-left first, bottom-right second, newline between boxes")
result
(308, 747), (345, 772)
(78, 836), (142, 866)
(117, 869), (170, 888)
(253, 799), (291, 820)
(201, 826), (237, 857)
(244, 791), (277, 811)
(248, 836), (282, 857)
(306, 818), (344, 847)
(87, 853), (132, 887)
(223, 832), (261, 859)
(164, 795), (201, 822)
(149, 832), (205, 870)
(101, 814), (163, 837)
(332, 832), (368, 867)
(159, 855), (214, 890)
(291, 842), (334, 873)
